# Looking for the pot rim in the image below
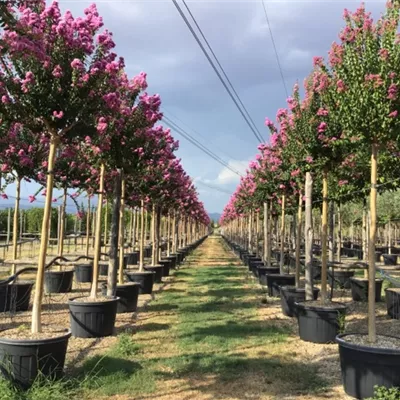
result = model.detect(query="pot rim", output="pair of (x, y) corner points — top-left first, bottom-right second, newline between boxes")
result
(74, 263), (93, 268)
(349, 277), (383, 283)
(295, 300), (347, 312)
(0, 329), (71, 345)
(101, 282), (140, 288)
(68, 296), (120, 305)
(144, 265), (163, 269)
(125, 271), (155, 276)
(45, 269), (74, 275)
(280, 286), (320, 293)
(336, 333), (400, 355)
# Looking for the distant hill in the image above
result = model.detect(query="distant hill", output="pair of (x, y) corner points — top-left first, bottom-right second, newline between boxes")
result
(208, 212), (221, 222)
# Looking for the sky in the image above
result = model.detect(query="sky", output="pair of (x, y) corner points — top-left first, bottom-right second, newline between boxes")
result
(1, 0), (389, 214)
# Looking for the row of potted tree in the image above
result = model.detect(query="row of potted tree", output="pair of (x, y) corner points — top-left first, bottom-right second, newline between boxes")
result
(220, 1), (400, 398)
(0, 0), (209, 389)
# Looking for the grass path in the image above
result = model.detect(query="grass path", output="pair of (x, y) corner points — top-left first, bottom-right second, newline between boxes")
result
(79, 236), (338, 400)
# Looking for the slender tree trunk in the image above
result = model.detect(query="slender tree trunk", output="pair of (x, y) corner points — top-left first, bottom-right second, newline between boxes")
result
(263, 202), (268, 263)
(11, 177), (21, 275)
(368, 144), (378, 343)
(90, 164), (105, 298)
(248, 211), (252, 252)
(32, 136), (58, 333)
(151, 204), (156, 266)
(328, 201), (334, 262)
(337, 202), (342, 263)
(167, 212), (171, 256)
(118, 177), (126, 285)
(58, 188), (67, 258)
(6, 207), (11, 246)
(85, 196), (90, 257)
(280, 195), (286, 274)
(388, 219), (392, 255)
(295, 192), (302, 288)
(103, 199), (108, 255)
(106, 168), (122, 297)
(321, 171), (329, 303)
(305, 172), (314, 300)
(255, 211), (260, 257)
(144, 209), (148, 244)
(139, 200), (145, 271)
(155, 206), (161, 264)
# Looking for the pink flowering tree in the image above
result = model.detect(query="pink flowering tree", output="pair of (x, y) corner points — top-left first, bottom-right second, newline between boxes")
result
(328, 2), (400, 341)
(0, 1), (130, 333)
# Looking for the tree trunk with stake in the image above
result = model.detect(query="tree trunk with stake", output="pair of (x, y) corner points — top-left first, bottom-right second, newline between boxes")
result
(11, 176), (21, 275)
(118, 177), (125, 285)
(321, 171), (329, 303)
(90, 163), (105, 298)
(106, 168), (122, 297)
(295, 191), (302, 288)
(139, 200), (145, 271)
(305, 172), (314, 300)
(85, 195), (90, 257)
(279, 195), (286, 274)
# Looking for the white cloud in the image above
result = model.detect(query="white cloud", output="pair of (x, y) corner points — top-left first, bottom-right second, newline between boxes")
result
(205, 160), (248, 186)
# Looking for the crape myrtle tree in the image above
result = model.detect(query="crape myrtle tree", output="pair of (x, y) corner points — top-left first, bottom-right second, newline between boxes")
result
(0, 0), (132, 333)
(327, 2), (400, 341)
(0, 122), (45, 274)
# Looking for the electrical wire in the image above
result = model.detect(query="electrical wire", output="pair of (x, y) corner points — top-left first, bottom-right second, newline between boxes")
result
(171, 0), (264, 143)
(163, 115), (244, 177)
(181, 0), (264, 142)
(196, 180), (234, 195)
(261, 0), (289, 98)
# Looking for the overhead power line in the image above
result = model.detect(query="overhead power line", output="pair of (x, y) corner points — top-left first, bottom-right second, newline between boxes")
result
(163, 115), (244, 177)
(261, 0), (288, 98)
(172, 0), (264, 144)
(196, 180), (233, 195)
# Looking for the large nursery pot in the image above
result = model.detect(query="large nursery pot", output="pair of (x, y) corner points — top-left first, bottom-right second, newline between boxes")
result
(328, 268), (354, 289)
(158, 259), (171, 277)
(144, 265), (164, 283)
(250, 261), (265, 277)
(45, 270), (74, 294)
(280, 286), (320, 317)
(125, 252), (138, 265)
(68, 296), (119, 338)
(144, 246), (152, 259)
(383, 254), (398, 266)
(247, 256), (261, 269)
(350, 278), (383, 302)
(0, 330), (71, 388)
(258, 267), (280, 286)
(101, 283), (139, 313)
(265, 274), (296, 297)
(295, 301), (346, 343)
(165, 255), (177, 269)
(336, 333), (400, 399)
(99, 262), (108, 276)
(0, 281), (33, 312)
(74, 263), (93, 283)
(375, 251), (382, 262)
(386, 288), (400, 319)
(126, 271), (155, 294)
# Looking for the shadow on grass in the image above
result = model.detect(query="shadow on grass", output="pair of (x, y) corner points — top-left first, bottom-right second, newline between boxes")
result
(78, 355), (156, 397)
(152, 352), (327, 398)
(147, 303), (179, 312)
(138, 322), (171, 332)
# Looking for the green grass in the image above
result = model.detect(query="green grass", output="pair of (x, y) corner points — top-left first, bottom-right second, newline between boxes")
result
(0, 242), (328, 399)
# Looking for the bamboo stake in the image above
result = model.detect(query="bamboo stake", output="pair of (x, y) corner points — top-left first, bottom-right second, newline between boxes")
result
(279, 195), (286, 274)
(368, 144), (378, 343)
(295, 192), (302, 288)
(85, 195), (90, 257)
(11, 177), (21, 275)
(321, 172), (328, 303)
(139, 200), (145, 271)
(32, 136), (58, 333)
(118, 177), (125, 285)
(90, 163), (105, 298)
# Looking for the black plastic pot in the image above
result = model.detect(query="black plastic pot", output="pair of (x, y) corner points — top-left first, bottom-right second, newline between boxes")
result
(250, 261), (265, 277)
(336, 333), (400, 399)
(144, 265), (164, 283)
(265, 274), (295, 297)
(126, 271), (154, 294)
(375, 251), (382, 262)
(99, 262), (108, 276)
(295, 301), (346, 343)
(0, 282), (33, 313)
(125, 252), (138, 266)
(328, 269), (354, 289)
(0, 330), (71, 388)
(68, 296), (119, 338)
(350, 278), (383, 302)
(383, 254), (398, 266)
(247, 256), (261, 268)
(101, 283), (139, 313)
(258, 267), (280, 286)
(165, 255), (177, 269)
(280, 287), (319, 317)
(158, 260), (171, 277)
(386, 288), (400, 319)
(74, 263), (93, 283)
(45, 270), (74, 293)
(144, 246), (152, 258)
